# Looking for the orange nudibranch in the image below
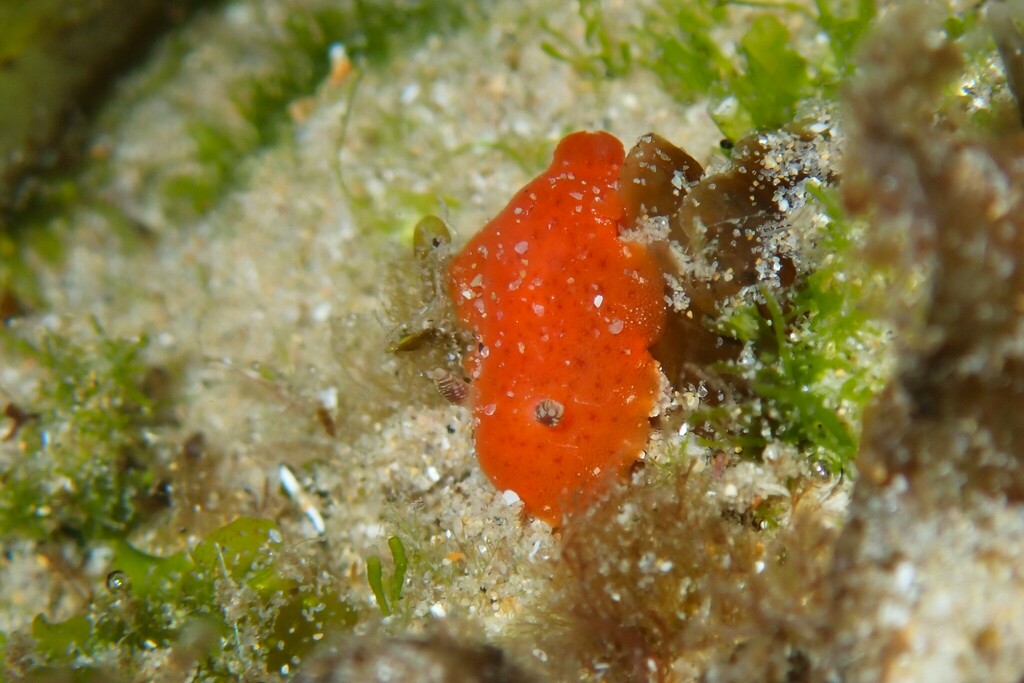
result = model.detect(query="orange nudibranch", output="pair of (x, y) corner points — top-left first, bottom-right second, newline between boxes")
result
(447, 131), (666, 525)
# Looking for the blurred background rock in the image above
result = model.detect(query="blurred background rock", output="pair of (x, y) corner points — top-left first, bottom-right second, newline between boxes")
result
(0, 0), (215, 226)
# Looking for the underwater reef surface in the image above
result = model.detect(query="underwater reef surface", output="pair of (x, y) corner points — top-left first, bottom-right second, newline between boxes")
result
(2, 0), (1024, 681)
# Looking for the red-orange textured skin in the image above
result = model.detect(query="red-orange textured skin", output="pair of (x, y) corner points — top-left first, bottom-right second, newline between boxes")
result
(447, 131), (665, 525)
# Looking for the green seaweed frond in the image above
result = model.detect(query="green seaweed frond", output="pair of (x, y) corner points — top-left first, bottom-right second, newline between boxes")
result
(0, 322), (159, 542)
(642, 0), (874, 138)
(16, 518), (358, 678)
(367, 535), (409, 616)
(813, 0), (877, 80)
(542, 0), (877, 139)
(540, 0), (633, 78)
(637, 0), (731, 105)
(345, 0), (470, 64)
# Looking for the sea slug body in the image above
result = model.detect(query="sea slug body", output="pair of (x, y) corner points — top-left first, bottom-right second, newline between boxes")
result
(447, 131), (666, 524)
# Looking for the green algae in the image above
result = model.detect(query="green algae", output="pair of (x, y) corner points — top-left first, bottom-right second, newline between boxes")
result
(544, 0), (875, 139)
(162, 0), (473, 221)
(10, 518), (359, 679)
(540, 0), (633, 79)
(366, 535), (408, 616)
(700, 186), (888, 474)
(0, 323), (160, 542)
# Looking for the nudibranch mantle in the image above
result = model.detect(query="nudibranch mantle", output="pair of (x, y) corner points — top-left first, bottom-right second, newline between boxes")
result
(447, 131), (666, 525)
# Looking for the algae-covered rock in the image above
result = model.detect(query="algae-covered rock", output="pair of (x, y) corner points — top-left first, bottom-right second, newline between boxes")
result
(824, 4), (1024, 681)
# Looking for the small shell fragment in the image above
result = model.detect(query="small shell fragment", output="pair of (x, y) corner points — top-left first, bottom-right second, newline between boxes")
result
(426, 368), (470, 405)
(279, 463), (326, 536)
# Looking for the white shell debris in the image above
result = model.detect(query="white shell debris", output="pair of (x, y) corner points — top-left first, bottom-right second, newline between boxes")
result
(278, 463), (326, 536)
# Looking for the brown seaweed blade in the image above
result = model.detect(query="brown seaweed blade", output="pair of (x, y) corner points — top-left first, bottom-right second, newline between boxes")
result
(619, 128), (834, 401)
